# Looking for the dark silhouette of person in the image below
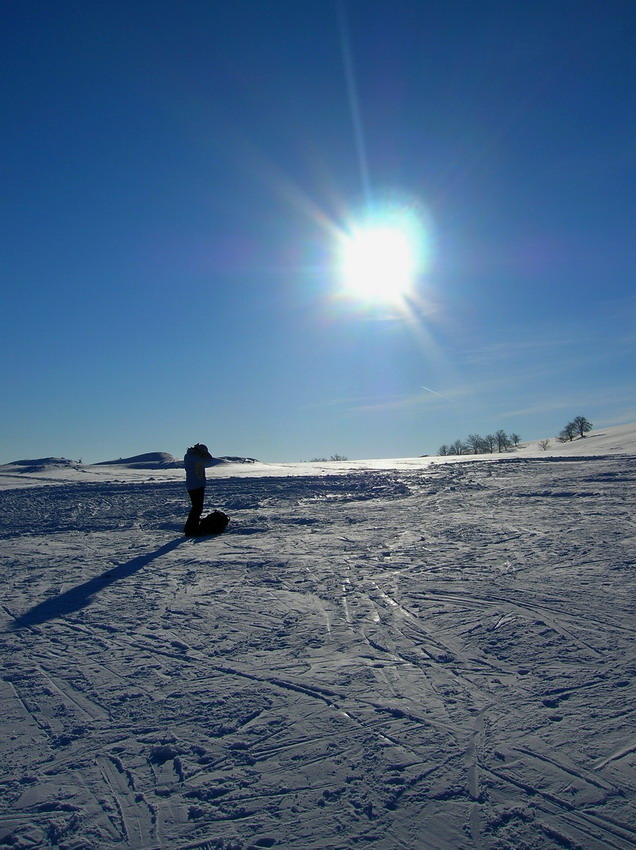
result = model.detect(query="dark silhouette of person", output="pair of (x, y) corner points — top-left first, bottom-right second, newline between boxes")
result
(183, 443), (216, 535)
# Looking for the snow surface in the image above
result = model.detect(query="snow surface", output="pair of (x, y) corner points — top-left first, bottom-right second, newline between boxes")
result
(1, 424), (635, 849)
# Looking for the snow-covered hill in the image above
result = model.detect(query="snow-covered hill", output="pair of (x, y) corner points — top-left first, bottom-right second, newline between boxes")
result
(94, 452), (181, 469)
(2, 423), (635, 489)
(1, 424), (635, 848)
(6, 457), (82, 473)
(518, 421), (636, 456)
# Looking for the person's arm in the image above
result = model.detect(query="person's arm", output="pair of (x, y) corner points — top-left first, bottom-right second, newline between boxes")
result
(201, 450), (217, 468)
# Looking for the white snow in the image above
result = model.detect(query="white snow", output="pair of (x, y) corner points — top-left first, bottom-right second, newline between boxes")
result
(1, 423), (635, 848)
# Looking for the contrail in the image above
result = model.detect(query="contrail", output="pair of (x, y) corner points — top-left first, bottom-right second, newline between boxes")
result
(421, 385), (453, 401)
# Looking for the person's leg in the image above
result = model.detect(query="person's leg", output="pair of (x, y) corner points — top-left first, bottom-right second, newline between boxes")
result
(184, 487), (205, 535)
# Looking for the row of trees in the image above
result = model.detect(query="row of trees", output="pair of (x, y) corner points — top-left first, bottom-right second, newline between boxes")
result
(439, 416), (593, 456)
(439, 430), (521, 456)
(557, 415), (593, 442)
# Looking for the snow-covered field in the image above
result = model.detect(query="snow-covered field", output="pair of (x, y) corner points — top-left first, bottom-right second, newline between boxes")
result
(1, 424), (635, 849)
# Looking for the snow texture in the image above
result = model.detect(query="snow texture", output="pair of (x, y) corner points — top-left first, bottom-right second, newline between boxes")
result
(1, 424), (635, 849)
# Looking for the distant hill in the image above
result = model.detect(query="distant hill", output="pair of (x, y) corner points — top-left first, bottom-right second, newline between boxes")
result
(7, 457), (80, 473)
(94, 452), (181, 469)
(93, 452), (259, 469)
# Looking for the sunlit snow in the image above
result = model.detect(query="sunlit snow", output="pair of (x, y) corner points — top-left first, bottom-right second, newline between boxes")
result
(1, 423), (635, 848)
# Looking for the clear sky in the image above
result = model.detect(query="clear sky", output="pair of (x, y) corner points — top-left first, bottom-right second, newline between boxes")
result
(3, 0), (636, 464)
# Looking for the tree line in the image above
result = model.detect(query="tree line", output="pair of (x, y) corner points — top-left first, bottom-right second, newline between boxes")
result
(438, 430), (521, 456)
(438, 415), (593, 456)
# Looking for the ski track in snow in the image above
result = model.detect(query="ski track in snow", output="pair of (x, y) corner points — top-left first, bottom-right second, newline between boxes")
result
(0, 456), (635, 848)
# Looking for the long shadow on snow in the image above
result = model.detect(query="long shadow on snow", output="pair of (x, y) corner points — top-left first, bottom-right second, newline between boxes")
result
(10, 538), (186, 630)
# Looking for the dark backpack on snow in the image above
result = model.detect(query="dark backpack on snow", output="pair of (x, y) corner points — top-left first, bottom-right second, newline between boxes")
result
(198, 510), (230, 535)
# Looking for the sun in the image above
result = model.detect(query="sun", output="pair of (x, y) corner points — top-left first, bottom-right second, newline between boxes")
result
(336, 205), (427, 305)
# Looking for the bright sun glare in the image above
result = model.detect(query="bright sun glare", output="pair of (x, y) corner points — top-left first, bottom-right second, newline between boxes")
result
(336, 205), (427, 305)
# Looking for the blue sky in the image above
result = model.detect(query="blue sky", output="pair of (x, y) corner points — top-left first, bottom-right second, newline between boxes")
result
(2, 0), (635, 464)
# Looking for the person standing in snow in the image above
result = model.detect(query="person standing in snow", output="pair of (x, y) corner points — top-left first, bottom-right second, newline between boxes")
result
(183, 443), (216, 535)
